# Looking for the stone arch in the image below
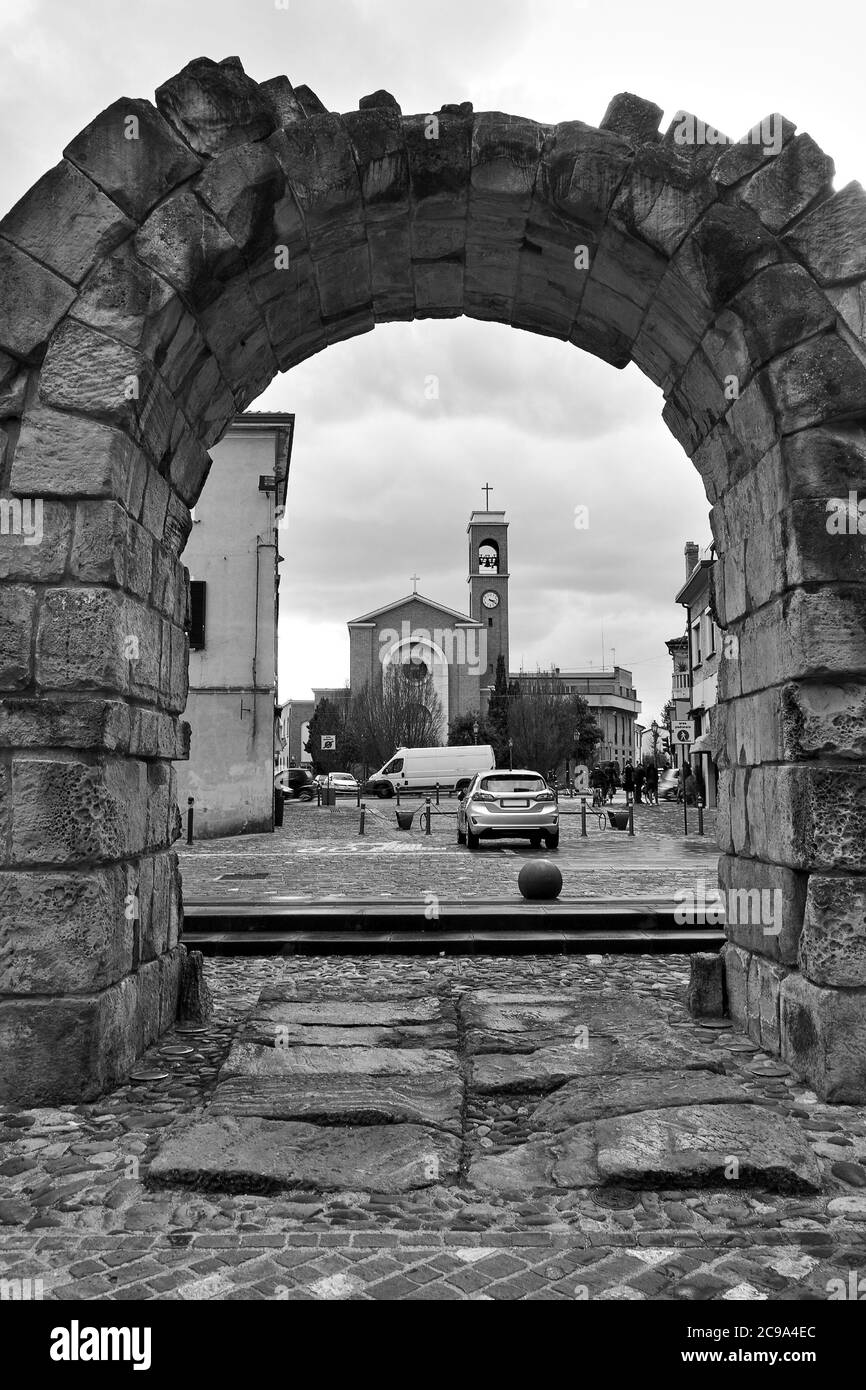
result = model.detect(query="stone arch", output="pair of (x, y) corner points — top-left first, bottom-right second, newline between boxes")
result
(1, 56), (866, 1102)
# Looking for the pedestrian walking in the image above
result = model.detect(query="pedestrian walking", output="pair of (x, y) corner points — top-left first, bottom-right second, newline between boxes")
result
(645, 763), (659, 805)
(633, 763), (645, 804)
(623, 760), (634, 804)
(679, 761), (695, 804)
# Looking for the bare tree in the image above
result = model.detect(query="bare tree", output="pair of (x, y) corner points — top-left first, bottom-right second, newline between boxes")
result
(508, 673), (600, 774)
(350, 666), (444, 768)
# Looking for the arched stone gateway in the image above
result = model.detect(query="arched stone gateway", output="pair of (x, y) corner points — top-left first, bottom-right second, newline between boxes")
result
(1, 57), (865, 1104)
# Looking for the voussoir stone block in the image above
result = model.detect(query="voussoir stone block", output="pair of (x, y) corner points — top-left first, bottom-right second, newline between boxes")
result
(0, 237), (76, 361)
(768, 333), (866, 435)
(193, 140), (287, 256)
(799, 875), (866, 987)
(64, 97), (203, 221)
(784, 180), (866, 286)
(739, 133), (834, 233)
(0, 160), (134, 287)
(270, 115), (365, 250)
(156, 57), (277, 156)
(781, 972), (866, 1102)
(599, 92), (663, 145)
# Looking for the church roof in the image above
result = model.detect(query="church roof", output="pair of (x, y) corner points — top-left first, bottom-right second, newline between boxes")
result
(348, 592), (481, 627)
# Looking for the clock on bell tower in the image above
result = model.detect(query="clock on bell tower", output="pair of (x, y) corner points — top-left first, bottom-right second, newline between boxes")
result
(468, 493), (510, 701)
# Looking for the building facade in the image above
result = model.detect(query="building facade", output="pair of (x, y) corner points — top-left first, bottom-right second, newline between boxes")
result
(674, 539), (721, 808)
(176, 412), (294, 837)
(285, 502), (643, 774)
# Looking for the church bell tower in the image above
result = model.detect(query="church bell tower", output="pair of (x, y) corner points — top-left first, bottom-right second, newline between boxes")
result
(468, 490), (510, 702)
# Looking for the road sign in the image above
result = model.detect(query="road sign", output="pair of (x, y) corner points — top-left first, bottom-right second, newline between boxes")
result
(321, 735), (337, 751)
(573, 764), (590, 792)
(673, 721), (695, 745)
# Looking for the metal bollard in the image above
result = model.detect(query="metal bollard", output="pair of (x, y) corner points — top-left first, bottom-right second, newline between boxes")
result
(359, 802), (366, 836)
(425, 796), (432, 835)
(697, 800), (704, 837)
(628, 802), (635, 837)
(186, 796), (194, 846)
(581, 798), (587, 838)
(316, 783), (322, 807)
(436, 782), (440, 806)
(683, 791), (689, 836)
(396, 786), (401, 807)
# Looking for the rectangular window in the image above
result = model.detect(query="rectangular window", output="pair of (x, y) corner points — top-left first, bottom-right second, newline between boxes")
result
(189, 580), (206, 650)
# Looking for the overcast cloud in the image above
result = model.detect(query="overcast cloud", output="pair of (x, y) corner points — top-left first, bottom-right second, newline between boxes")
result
(2, 0), (864, 725)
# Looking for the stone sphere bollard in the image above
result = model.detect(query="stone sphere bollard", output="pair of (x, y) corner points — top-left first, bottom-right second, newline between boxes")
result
(518, 859), (563, 901)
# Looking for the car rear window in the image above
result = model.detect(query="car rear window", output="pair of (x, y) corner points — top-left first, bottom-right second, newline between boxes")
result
(479, 776), (546, 794)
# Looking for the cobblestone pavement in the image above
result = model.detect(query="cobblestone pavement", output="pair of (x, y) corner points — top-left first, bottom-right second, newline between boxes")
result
(180, 799), (720, 903)
(2, 955), (865, 1302)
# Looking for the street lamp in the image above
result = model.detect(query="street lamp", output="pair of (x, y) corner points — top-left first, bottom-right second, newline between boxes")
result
(508, 737), (513, 771)
(472, 720), (479, 745)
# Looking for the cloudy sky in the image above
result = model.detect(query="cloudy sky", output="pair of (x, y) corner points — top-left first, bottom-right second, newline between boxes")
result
(2, 0), (863, 724)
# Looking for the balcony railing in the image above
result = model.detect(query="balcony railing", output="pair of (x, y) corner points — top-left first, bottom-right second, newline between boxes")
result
(673, 672), (691, 693)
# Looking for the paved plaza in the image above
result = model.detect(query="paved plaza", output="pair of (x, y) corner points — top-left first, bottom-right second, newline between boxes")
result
(180, 797), (720, 905)
(2, 953), (865, 1302)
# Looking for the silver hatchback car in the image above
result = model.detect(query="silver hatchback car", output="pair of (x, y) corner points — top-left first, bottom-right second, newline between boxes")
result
(457, 769), (559, 850)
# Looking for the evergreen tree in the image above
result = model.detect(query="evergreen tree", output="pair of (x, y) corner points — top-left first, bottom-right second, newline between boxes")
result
(305, 696), (358, 775)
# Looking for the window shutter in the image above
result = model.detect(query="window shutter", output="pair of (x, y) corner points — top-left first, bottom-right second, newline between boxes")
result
(189, 580), (207, 650)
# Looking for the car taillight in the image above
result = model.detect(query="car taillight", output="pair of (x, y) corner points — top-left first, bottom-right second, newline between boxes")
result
(534, 791), (556, 802)
(473, 791), (496, 802)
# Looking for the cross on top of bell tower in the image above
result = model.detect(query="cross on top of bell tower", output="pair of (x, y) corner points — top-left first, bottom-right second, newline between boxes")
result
(481, 482), (494, 509)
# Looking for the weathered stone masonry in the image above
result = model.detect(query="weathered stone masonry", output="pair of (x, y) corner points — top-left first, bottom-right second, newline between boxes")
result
(1, 57), (865, 1102)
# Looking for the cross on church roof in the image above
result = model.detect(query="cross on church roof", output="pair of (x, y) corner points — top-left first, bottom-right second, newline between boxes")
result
(482, 483), (494, 508)
(410, 573), (420, 594)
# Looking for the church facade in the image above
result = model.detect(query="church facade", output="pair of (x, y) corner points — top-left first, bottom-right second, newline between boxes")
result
(282, 501), (641, 767)
(283, 507), (510, 762)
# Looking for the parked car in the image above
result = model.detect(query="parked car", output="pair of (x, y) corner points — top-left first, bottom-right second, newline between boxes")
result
(315, 772), (360, 796)
(275, 767), (315, 803)
(658, 768), (680, 801)
(364, 745), (496, 799)
(457, 769), (559, 850)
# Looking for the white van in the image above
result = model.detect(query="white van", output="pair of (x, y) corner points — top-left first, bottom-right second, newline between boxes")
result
(364, 746), (496, 798)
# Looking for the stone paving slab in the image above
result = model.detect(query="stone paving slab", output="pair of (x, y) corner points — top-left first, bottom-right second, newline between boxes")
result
(530, 1069), (755, 1130)
(596, 1105), (822, 1192)
(209, 1073), (464, 1133)
(150, 1116), (460, 1194)
(469, 1105), (821, 1196)
(470, 1037), (722, 1092)
(222, 1041), (459, 1079)
(3, 954), (866, 1303)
